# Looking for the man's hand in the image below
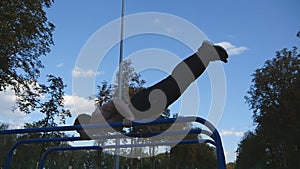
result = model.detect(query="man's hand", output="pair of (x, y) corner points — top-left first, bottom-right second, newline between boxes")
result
(113, 98), (135, 121)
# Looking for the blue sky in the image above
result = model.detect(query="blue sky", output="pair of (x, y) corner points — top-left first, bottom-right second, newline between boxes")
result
(1, 0), (299, 163)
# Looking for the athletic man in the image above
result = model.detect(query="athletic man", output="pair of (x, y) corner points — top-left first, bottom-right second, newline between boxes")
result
(74, 41), (229, 139)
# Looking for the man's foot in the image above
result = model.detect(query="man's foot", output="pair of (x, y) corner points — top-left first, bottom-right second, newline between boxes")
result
(197, 41), (229, 65)
(214, 45), (229, 63)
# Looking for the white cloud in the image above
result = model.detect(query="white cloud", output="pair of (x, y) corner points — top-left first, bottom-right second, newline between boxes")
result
(64, 95), (95, 117)
(72, 67), (104, 78)
(221, 128), (244, 137)
(165, 27), (175, 34)
(225, 151), (237, 163)
(0, 92), (96, 129)
(216, 41), (248, 56)
(56, 63), (64, 68)
(153, 18), (160, 24)
(1, 90), (15, 103)
(0, 90), (29, 129)
(62, 95), (96, 135)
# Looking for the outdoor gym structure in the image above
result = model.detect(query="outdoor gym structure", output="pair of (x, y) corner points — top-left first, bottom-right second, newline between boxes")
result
(0, 116), (227, 169)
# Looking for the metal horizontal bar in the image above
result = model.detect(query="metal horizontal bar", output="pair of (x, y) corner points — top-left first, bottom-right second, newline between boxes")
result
(39, 139), (215, 169)
(4, 128), (211, 169)
(0, 116), (210, 135)
(2, 116), (226, 169)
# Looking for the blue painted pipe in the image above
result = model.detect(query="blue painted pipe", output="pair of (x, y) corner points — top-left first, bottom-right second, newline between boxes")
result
(39, 139), (216, 169)
(4, 128), (212, 169)
(1, 116), (226, 169)
(0, 117), (205, 135)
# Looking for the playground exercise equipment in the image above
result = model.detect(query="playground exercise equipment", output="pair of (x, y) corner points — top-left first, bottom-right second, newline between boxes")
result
(0, 116), (227, 169)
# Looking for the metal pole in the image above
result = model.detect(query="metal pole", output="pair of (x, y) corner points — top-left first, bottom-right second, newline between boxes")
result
(115, 0), (125, 168)
(117, 0), (125, 97)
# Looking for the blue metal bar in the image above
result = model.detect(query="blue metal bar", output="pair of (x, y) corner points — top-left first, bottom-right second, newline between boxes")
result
(100, 139), (216, 149)
(0, 117), (210, 135)
(4, 128), (211, 169)
(4, 137), (83, 169)
(195, 117), (226, 169)
(1, 116), (226, 169)
(39, 139), (215, 169)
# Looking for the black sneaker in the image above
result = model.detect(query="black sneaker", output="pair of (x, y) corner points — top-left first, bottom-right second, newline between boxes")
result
(197, 40), (229, 64)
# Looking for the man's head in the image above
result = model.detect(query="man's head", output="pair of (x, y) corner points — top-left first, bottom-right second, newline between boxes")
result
(74, 114), (92, 139)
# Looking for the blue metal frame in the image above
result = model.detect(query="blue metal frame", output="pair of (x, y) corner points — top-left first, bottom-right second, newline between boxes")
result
(4, 129), (212, 168)
(0, 116), (226, 169)
(39, 139), (216, 169)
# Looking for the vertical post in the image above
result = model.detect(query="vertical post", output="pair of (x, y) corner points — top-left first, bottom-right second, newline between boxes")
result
(212, 130), (227, 169)
(118, 0), (125, 91)
(115, 0), (125, 169)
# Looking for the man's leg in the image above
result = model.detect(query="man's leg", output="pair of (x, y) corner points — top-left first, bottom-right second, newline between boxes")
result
(129, 41), (228, 120)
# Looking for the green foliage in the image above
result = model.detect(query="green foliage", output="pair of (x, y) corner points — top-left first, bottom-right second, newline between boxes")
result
(226, 162), (236, 169)
(16, 75), (71, 126)
(238, 35), (300, 168)
(0, 0), (54, 89)
(0, 3), (73, 167)
(235, 132), (267, 169)
(95, 81), (113, 106)
(0, 0), (59, 115)
(112, 59), (146, 103)
(96, 60), (149, 133)
(0, 123), (17, 168)
(245, 47), (300, 122)
(170, 129), (218, 169)
(1, 75), (71, 168)
(37, 75), (71, 126)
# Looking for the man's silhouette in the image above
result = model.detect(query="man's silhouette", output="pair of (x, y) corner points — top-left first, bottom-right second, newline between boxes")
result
(74, 41), (229, 139)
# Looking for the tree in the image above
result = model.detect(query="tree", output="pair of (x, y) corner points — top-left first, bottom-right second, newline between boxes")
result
(239, 33), (300, 168)
(170, 127), (218, 169)
(226, 162), (236, 169)
(235, 131), (267, 169)
(33, 75), (71, 127)
(95, 81), (113, 107)
(245, 47), (299, 125)
(0, 0), (56, 114)
(0, 123), (17, 168)
(6, 75), (71, 168)
(0, 0), (71, 137)
(12, 130), (70, 169)
(111, 59), (146, 103)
